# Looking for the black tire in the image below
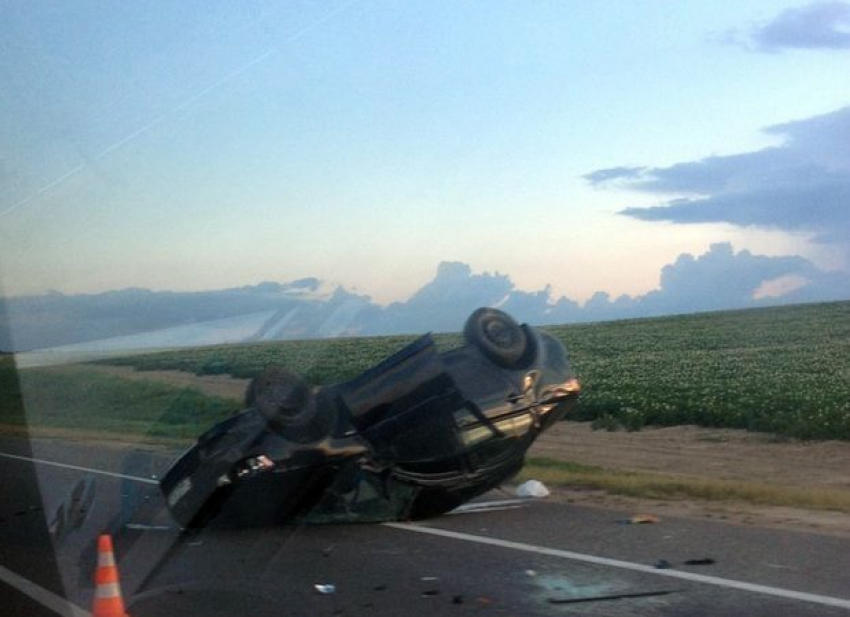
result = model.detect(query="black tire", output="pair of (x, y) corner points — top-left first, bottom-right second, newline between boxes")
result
(463, 308), (531, 368)
(246, 367), (331, 442)
(247, 367), (309, 420)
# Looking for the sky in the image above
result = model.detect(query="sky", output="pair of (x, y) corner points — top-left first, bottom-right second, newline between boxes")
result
(1, 0), (849, 307)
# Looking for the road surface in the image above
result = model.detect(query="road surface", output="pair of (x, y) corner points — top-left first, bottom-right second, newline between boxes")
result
(1, 437), (849, 616)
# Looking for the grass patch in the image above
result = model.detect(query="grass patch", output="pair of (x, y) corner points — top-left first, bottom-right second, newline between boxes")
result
(0, 423), (193, 448)
(2, 363), (240, 441)
(520, 456), (850, 513)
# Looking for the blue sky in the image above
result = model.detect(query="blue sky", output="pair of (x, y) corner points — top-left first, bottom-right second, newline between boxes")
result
(1, 1), (849, 305)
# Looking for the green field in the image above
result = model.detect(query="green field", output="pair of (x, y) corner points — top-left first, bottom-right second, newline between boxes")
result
(0, 357), (237, 442)
(94, 300), (850, 440)
(552, 301), (850, 439)
(2, 302), (846, 514)
(2, 300), (847, 442)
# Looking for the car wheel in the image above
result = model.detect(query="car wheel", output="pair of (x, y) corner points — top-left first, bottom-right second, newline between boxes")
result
(247, 367), (330, 442)
(247, 367), (309, 420)
(463, 307), (531, 368)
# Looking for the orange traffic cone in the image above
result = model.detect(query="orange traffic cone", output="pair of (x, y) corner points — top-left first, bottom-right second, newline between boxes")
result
(92, 534), (128, 617)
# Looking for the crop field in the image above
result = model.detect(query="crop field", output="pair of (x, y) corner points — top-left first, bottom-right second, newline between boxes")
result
(98, 333), (434, 384)
(552, 301), (850, 440)
(93, 300), (850, 441)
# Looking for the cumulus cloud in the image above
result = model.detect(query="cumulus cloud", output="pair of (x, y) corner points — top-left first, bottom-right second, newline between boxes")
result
(634, 243), (825, 314)
(750, 2), (850, 50)
(359, 248), (849, 333)
(1, 280), (372, 351)
(359, 262), (514, 335)
(3, 251), (849, 352)
(585, 106), (850, 249)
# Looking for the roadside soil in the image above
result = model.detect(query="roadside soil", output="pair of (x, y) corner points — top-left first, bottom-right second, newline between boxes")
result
(40, 363), (251, 402)
(35, 363), (850, 536)
(533, 422), (850, 491)
(531, 422), (850, 537)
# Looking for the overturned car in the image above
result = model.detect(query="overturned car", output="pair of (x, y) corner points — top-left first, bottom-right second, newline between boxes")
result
(161, 308), (580, 527)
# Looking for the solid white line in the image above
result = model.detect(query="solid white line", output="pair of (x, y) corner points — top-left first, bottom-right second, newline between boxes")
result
(0, 451), (156, 616)
(8, 452), (850, 610)
(0, 564), (90, 617)
(384, 523), (850, 610)
(0, 452), (159, 485)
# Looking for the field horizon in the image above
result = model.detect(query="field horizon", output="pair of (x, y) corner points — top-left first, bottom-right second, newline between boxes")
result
(2, 299), (848, 442)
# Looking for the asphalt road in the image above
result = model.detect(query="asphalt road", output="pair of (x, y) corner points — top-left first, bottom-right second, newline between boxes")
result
(1, 437), (849, 617)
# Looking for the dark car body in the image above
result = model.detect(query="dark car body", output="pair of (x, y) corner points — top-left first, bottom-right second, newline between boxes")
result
(160, 308), (580, 527)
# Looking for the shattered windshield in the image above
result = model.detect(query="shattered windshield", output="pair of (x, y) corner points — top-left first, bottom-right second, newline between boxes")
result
(2, 2), (850, 616)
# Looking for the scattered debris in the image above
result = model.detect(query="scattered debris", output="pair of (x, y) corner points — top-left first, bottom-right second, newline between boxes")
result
(421, 589), (440, 597)
(516, 479), (550, 498)
(420, 576), (439, 581)
(525, 569), (537, 576)
(67, 477), (95, 530)
(764, 562), (796, 571)
(450, 499), (529, 515)
(632, 513), (660, 524)
(314, 584), (336, 595)
(683, 558), (715, 566)
(452, 595), (464, 604)
(618, 514), (660, 524)
(50, 504), (66, 539)
(15, 505), (43, 516)
(654, 559), (671, 569)
(548, 589), (680, 604)
(373, 584), (387, 591)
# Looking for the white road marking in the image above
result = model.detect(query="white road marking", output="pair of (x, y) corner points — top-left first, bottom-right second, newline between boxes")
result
(0, 564), (90, 617)
(0, 452), (159, 485)
(384, 523), (850, 610)
(0, 451), (159, 617)
(7, 451), (850, 611)
(450, 499), (530, 515)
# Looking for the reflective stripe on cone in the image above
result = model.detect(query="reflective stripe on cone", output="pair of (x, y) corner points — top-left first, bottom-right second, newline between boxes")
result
(92, 534), (128, 617)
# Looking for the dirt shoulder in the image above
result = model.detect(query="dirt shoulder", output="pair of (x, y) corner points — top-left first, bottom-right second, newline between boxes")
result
(38, 363), (250, 402)
(530, 422), (850, 537)
(532, 422), (850, 491)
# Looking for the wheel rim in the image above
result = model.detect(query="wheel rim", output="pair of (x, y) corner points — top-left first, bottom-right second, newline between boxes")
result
(483, 317), (521, 349)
